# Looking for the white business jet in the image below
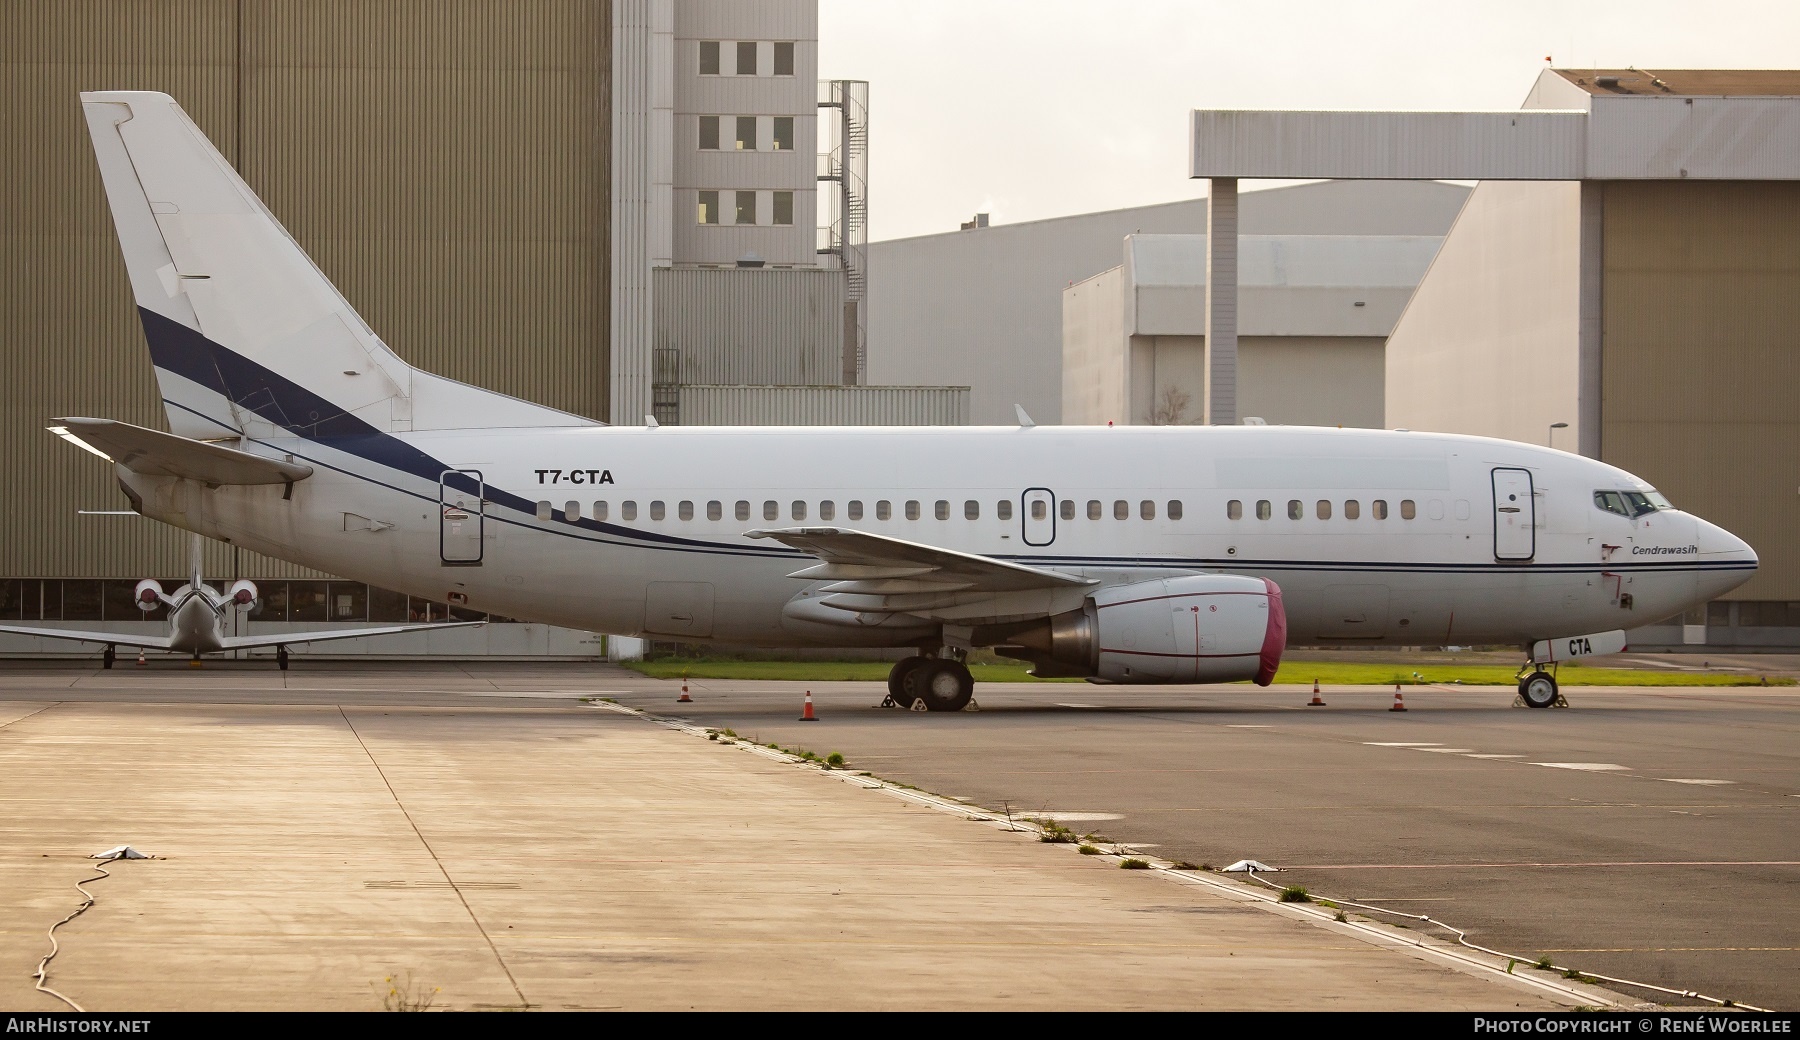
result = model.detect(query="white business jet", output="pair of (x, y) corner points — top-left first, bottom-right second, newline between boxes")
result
(0, 529), (479, 669)
(60, 91), (1757, 707)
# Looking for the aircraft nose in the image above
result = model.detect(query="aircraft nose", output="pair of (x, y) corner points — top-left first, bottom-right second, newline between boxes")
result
(1694, 517), (1757, 600)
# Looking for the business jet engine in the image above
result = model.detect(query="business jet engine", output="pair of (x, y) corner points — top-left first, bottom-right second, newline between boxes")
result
(227, 579), (258, 610)
(133, 579), (164, 612)
(1004, 574), (1286, 685)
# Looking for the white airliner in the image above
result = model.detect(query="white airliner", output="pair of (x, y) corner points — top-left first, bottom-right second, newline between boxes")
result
(60, 91), (1757, 708)
(0, 531), (478, 669)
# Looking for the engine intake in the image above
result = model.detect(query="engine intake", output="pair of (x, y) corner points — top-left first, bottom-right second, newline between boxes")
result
(133, 579), (164, 612)
(1006, 575), (1286, 685)
(227, 579), (258, 610)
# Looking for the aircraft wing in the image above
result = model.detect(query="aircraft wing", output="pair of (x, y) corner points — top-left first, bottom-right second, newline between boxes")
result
(217, 620), (485, 651)
(51, 417), (314, 486)
(745, 527), (1096, 623)
(0, 624), (174, 650)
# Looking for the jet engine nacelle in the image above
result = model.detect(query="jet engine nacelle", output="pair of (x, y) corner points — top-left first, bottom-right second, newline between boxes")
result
(1008, 574), (1286, 685)
(227, 579), (258, 611)
(133, 579), (164, 612)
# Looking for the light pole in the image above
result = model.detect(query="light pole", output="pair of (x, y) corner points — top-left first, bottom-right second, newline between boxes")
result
(1547, 421), (1568, 447)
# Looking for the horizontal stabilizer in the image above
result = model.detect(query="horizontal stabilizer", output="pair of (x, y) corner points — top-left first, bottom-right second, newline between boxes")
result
(51, 417), (312, 486)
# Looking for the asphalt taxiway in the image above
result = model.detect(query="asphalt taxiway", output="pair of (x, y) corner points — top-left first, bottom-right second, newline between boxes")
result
(1, 661), (1790, 1010)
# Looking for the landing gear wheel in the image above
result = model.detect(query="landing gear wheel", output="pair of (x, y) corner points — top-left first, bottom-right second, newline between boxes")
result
(887, 656), (929, 708)
(1520, 671), (1558, 709)
(914, 659), (975, 713)
(102, 645), (115, 670)
(277, 645), (290, 672)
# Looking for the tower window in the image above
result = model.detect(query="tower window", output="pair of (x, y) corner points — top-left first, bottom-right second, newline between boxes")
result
(698, 115), (719, 150)
(699, 41), (720, 75)
(736, 41), (757, 75)
(697, 190), (719, 225)
(773, 41), (795, 76)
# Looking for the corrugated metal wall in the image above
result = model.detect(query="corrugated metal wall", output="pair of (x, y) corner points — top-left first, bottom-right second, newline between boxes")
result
(1601, 181), (1800, 601)
(653, 267), (842, 384)
(677, 385), (968, 426)
(0, 1), (611, 579)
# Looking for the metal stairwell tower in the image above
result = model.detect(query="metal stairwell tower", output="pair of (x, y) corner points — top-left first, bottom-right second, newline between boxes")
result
(819, 79), (868, 384)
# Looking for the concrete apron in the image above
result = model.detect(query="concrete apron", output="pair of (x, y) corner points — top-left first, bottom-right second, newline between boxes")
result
(1, 699), (1591, 1011)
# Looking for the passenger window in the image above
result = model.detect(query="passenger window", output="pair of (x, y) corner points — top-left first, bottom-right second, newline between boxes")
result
(536, 500), (552, 521)
(848, 500), (863, 521)
(1167, 500), (1183, 520)
(1140, 500), (1155, 520)
(877, 500), (892, 521)
(935, 500), (949, 520)
(564, 500), (581, 522)
(763, 500), (778, 521)
(1344, 500), (1359, 520)
(1316, 500), (1332, 520)
(1227, 500), (1242, 520)
(1031, 499), (1047, 520)
(965, 500), (980, 520)
(1087, 500), (1102, 520)
(791, 501), (807, 521)
(1287, 500), (1302, 520)
(1256, 500), (1272, 520)
(1400, 499), (1416, 520)
(622, 501), (638, 521)
(735, 500), (749, 521)
(1060, 500), (1074, 521)
(1114, 500), (1128, 520)
(651, 501), (666, 521)
(905, 500), (920, 520)
(1372, 499), (1387, 520)
(707, 501), (722, 521)
(678, 500), (694, 521)
(820, 500), (835, 521)
(594, 501), (609, 521)
(1428, 499), (1446, 520)
(998, 501), (1013, 521)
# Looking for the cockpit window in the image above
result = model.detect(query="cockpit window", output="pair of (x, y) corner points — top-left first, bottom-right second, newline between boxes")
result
(1594, 490), (1663, 518)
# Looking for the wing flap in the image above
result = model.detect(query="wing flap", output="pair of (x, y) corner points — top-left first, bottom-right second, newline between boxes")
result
(0, 624), (174, 650)
(747, 527), (1095, 623)
(52, 417), (313, 486)
(219, 620), (484, 651)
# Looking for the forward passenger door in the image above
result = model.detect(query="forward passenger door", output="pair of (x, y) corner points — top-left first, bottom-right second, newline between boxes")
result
(1492, 467), (1535, 562)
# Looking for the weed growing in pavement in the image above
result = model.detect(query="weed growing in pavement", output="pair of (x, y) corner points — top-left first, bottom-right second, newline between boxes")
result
(1200, 863), (1215, 872)
(1562, 968), (1589, 982)
(1334, 911), (1348, 923)
(1278, 886), (1312, 903)
(1315, 898), (1338, 910)
(1078, 844), (1100, 855)
(826, 751), (845, 768)
(1534, 955), (1554, 971)
(1030, 819), (1077, 844)
(1119, 858), (1150, 870)
(1170, 861), (1200, 871)
(374, 972), (439, 1012)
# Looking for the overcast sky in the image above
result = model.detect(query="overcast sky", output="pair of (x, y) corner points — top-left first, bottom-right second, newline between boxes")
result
(819, 0), (1800, 242)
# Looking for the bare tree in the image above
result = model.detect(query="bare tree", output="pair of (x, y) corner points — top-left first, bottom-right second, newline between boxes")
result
(1152, 385), (1192, 425)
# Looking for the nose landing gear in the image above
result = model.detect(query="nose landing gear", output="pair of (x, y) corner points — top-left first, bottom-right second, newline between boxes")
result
(1516, 667), (1567, 709)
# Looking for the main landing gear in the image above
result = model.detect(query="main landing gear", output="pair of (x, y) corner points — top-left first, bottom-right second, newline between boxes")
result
(885, 652), (975, 713)
(276, 645), (290, 672)
(102, 645), (115, 670)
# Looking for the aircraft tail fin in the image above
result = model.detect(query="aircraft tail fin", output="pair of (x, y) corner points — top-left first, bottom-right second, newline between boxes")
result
(80, 90), (596, 440)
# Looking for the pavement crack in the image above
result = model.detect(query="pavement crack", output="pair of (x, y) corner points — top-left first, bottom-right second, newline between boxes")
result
(0, 702), (62, 731)
(337, 705), (528, 1007)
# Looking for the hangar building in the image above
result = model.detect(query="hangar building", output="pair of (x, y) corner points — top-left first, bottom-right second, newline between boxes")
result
(0, 0), (953, 658)
(1187, 68), (1800, 649)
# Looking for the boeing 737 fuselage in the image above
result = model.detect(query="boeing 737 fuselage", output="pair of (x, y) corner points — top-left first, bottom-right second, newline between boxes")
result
(62, 91), (1759, 709)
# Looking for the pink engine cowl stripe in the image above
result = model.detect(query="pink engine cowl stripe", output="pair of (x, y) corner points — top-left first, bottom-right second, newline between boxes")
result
(1255, 578), (1287, 687)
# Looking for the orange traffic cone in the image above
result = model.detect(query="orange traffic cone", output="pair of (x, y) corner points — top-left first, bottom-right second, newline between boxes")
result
(677, 681), (692, 703)
(1307, 679), (1326, 707)
(135, 650), (147, 667)
(1390, 686), (1407, 712)
(798, 690), (818, 722)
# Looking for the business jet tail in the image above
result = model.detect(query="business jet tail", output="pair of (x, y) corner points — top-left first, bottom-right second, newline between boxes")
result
(80, 90), (596, 441)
